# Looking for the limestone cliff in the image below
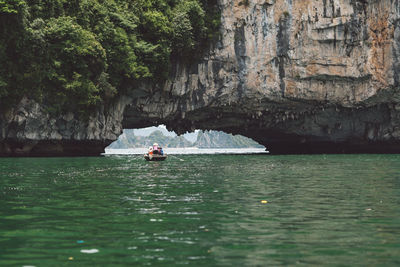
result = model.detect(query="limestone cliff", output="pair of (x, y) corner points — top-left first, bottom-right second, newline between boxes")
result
(2, 0), (400, 155)
(125, 0), (400, 154)
(0, 97), (128, 156)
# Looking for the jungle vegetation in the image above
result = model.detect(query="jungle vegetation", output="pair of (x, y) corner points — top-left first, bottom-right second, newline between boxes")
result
(0, 0), (220, 115)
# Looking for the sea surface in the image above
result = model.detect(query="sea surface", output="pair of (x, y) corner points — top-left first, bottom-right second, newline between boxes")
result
(1, 153), (400, 266)
(105, 147), (268, 155)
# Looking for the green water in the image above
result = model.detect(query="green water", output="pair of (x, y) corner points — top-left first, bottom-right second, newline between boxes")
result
(1, 154), (400, 266)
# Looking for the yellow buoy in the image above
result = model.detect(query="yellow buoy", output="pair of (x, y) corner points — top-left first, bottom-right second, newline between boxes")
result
(68, 257), (74, 260)
(261, 200), (268, 204)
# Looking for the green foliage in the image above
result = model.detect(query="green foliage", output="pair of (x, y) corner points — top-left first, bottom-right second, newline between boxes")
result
(172, 7), (194, 52)
(26, 16), (107, 114)
(171, 0), (205, 55)
(0, 0), (25, 14)
(0, 0), (221, 115)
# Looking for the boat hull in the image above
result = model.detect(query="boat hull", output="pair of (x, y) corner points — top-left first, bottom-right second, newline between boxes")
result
(144, 154), (167, 161)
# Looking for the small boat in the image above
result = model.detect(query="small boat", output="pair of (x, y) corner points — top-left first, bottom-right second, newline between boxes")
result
(144, 153), (167, 161)
(145, 143), (167, 161)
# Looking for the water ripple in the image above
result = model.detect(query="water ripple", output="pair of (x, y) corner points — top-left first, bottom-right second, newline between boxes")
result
(0, 155), (400, 266)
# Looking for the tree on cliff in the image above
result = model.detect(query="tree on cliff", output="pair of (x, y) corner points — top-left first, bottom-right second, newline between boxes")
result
(0, 0), (220, 115)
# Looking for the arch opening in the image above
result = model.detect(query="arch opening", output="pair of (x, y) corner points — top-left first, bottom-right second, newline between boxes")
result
(105, 125), (267, 155)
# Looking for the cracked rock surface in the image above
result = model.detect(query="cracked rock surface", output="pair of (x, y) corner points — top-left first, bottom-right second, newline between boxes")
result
(2, 0), (400, 155)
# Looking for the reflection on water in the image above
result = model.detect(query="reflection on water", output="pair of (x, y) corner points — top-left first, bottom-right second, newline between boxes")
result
(0, 155), (400, 266)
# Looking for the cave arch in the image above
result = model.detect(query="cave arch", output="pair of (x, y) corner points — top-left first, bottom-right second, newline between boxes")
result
(120, 98), (400, 155)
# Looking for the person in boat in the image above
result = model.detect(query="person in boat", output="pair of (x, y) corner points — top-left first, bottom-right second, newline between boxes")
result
(148, 146), (153, 156)
(160, 147), (164, 155)
(152, 143), (159, 155)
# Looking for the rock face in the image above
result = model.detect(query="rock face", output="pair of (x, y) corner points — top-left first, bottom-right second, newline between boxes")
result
(124, 0), (400, 154)
(0, 97), (129, 156)
(2, 0), (400, 155)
